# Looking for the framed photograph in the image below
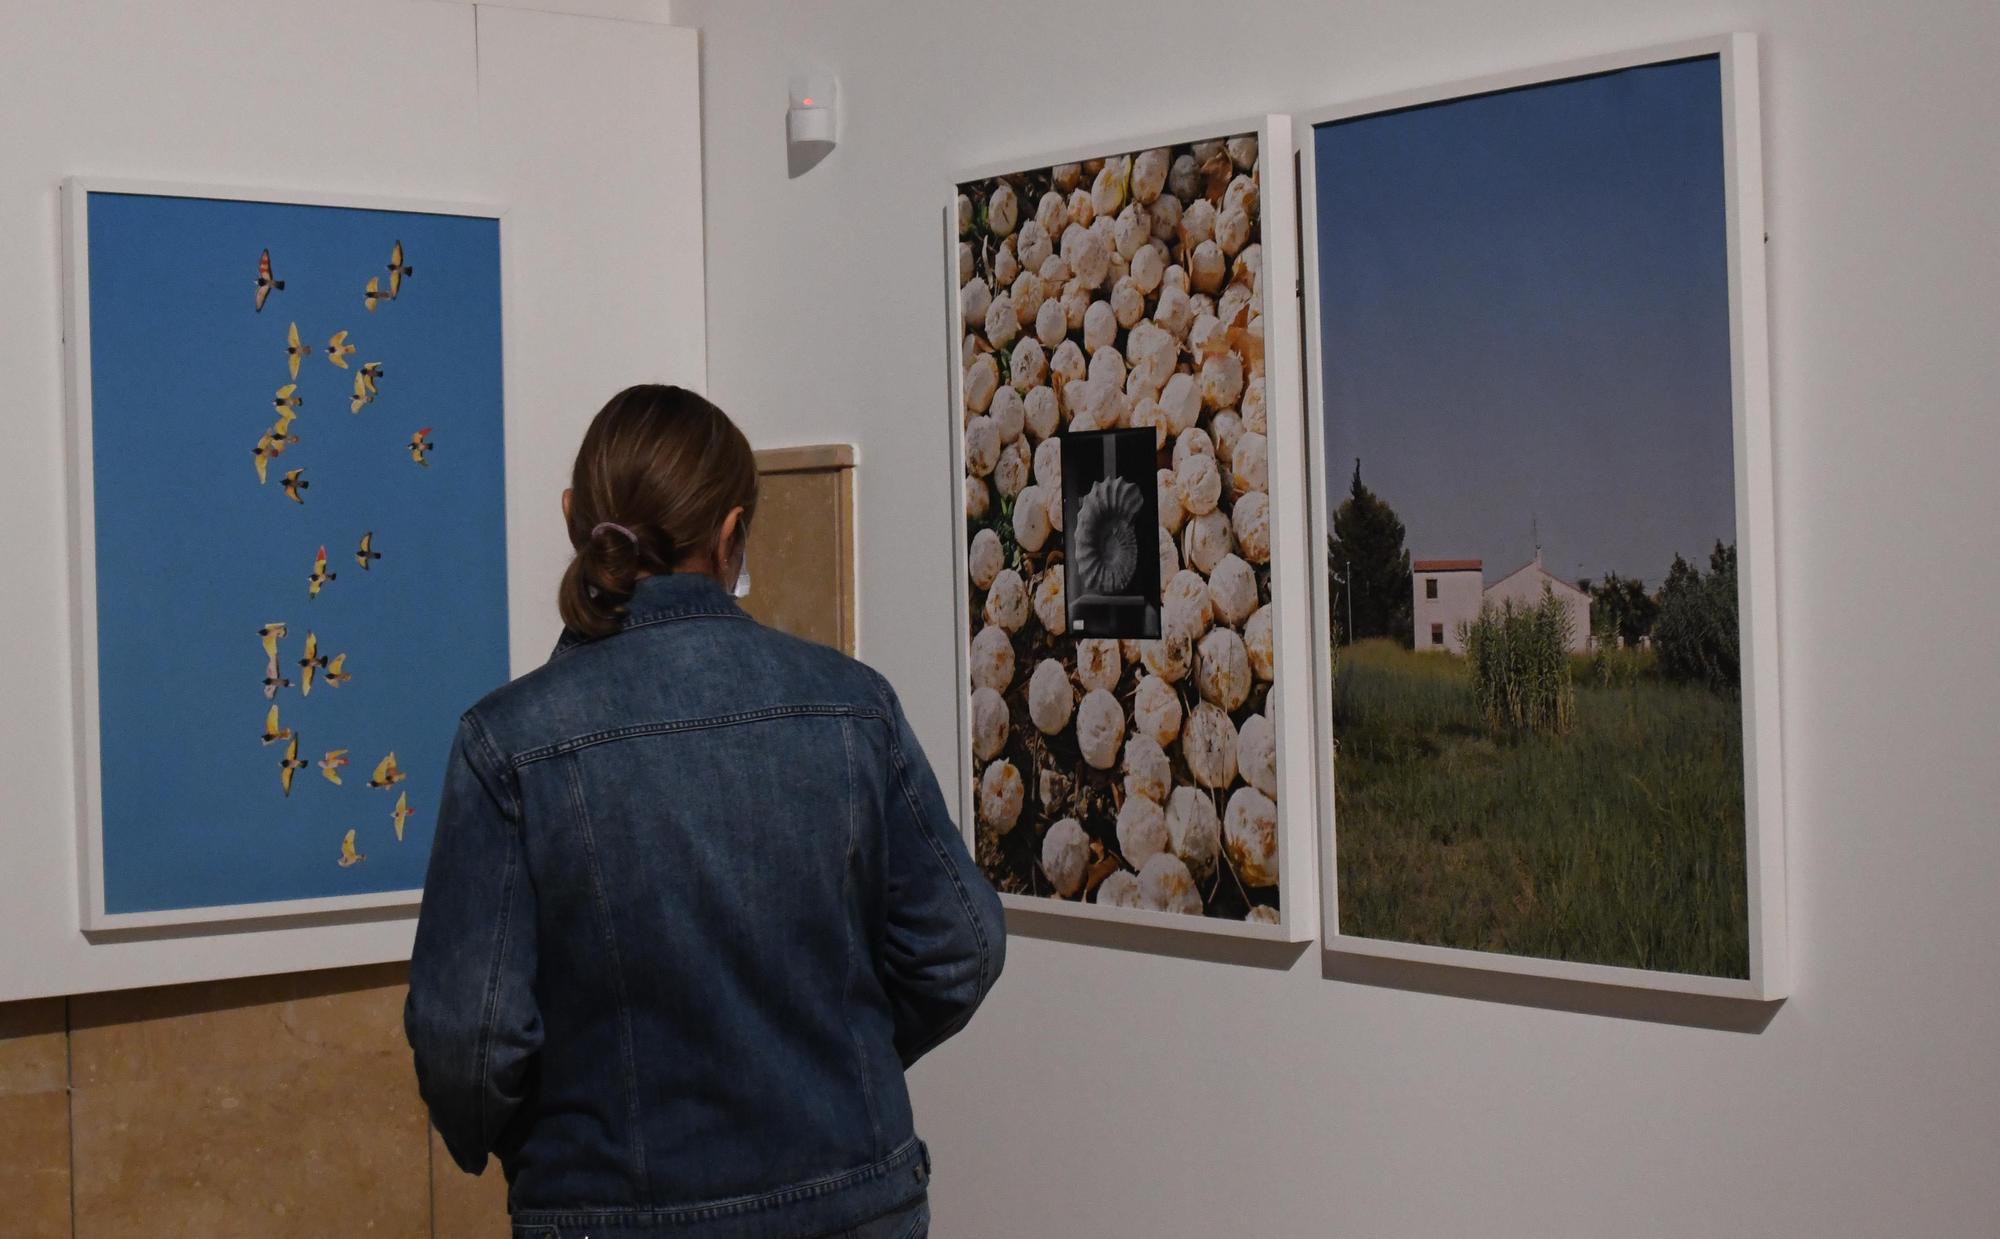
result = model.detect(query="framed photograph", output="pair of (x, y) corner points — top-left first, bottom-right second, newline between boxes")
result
(1060, 428), (1163, 640)
(1299, 36), (1787, 996)
(946, 117), (1319, 941)
(62, 178), (510, 931)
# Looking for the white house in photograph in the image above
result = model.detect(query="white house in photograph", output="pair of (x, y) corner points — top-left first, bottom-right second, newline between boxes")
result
(1412, 558), (1484, 654)
(1412, 551), (1592, 654)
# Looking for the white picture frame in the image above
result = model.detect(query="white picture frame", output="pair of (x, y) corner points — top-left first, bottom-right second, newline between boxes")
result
(944, 116), (1320, 943)
(62, 176), (509, 932)
(1296, 35), (1787, 997)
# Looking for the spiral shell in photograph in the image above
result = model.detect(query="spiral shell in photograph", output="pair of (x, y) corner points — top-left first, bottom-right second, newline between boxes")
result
(1072, 475), (1143, 593)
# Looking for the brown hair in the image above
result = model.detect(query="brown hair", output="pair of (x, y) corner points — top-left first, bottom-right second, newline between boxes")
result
(558, 384), (758, 638)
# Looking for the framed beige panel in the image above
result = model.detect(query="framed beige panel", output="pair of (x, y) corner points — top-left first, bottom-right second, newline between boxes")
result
(746, 445), (856, 655)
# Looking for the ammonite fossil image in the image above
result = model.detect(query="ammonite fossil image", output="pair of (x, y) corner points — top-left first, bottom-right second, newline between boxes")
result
(1060, 427), (1162, 640)
(1073, 475), (1144, 594)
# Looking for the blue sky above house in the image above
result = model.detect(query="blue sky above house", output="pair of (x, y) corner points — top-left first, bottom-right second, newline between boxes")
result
(1314, 55), (1737, 588)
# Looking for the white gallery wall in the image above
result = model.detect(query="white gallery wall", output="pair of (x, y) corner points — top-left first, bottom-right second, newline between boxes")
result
(685, 0), (2000, 1236)
(0, 0), (704, 999)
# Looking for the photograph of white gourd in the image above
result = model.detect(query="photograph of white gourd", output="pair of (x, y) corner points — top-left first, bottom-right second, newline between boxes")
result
(955, 133), (1281, 922)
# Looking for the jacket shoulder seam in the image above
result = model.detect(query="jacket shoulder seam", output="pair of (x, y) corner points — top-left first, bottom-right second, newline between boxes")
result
(513, 703), (887, 765)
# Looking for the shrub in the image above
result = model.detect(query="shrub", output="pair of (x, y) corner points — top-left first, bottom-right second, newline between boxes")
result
(1459, 588), (1576, 735)
(1583, 571), (1660, 649)
(1653, 542), (1739, 693)
(1585, 642), (1653, 690)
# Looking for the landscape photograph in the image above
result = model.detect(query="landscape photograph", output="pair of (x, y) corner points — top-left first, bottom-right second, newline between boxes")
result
(1312, 55), (1751, 978)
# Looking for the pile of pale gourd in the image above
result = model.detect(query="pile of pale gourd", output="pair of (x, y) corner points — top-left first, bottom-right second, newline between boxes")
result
(959, 134), (1281, 924)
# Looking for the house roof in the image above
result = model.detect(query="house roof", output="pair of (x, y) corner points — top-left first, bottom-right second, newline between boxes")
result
(1413, 559), (1482, 573)
(1487, 555), (1588, 598)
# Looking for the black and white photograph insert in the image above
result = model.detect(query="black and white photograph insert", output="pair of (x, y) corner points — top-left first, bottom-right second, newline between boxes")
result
(1062, 428), (1161, 639)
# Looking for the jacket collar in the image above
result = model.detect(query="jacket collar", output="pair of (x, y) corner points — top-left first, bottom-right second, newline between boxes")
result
(552, 571), (745, 657)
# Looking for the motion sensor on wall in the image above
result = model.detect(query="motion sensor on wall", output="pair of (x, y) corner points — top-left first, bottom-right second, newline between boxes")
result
(787, 73), (836, 176)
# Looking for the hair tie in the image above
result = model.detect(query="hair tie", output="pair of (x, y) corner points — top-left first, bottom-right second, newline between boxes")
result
(592, 521), (638, 543)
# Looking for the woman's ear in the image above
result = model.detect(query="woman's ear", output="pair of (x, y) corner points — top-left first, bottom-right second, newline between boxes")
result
(562, 488), (573, 523)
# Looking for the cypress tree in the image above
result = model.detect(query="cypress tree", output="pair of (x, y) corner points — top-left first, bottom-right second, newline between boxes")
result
(1328, 459), (1413, 645)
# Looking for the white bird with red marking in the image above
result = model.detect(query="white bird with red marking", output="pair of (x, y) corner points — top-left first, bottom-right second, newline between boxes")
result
(255, 250), (285, 312)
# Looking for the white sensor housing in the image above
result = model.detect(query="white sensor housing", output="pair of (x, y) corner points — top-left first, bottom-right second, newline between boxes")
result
(787, 74), (838, 148)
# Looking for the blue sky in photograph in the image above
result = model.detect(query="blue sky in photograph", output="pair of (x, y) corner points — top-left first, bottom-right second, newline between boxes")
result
(85, 191), (508, 914)
(1314, 55), (1736, 588)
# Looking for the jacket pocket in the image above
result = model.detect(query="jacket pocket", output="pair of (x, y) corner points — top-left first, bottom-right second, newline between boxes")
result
(896, 1200), (931, 1239)
(843, 1195), (929, 1239)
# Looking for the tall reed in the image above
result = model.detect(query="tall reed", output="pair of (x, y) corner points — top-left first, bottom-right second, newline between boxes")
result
(1459, 588), (1576, 735)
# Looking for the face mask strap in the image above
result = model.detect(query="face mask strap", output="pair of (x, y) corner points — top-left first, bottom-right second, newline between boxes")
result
(726, 527), (750, 599)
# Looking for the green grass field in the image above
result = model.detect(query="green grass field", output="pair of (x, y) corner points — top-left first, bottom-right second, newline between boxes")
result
(1333, 639), (1749, 978)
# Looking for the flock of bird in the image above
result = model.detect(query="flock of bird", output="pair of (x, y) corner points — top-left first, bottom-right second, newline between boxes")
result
(253, 243), (434, 495)
(249, 240), (429, 869)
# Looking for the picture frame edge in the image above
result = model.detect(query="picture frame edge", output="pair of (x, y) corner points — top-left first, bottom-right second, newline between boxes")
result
(1718, 31), (1790, 1000)
(1251, 111), (1323, 944)
(951, 113), (1287, 194)
(56, 173), (507, 224)
(942, 194), (980, 865)
(62, 176), (109, 932)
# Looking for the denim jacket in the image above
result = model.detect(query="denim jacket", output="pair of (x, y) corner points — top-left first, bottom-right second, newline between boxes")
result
(404, 572), (1005, 1236)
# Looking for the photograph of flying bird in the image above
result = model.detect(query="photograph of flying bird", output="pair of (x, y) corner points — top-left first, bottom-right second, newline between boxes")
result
(368, 751), (406, 790)
(391, 791), (412, 841)
(324, 652), (351, 688)
(297, 630), (328, 696)
(363, 276), (384, 313)
(284, 322), (312, 379)
(325, 330), (355, 368)
(307, 545), (336, 599)
(260, 704), (291, 746)
(359, 361), (384, 396)
(262, 639), (292, 695)
(266, 409), (300, 452)
(255, 249), (284, 313)
(354, 531), (380, 570)
(258, 624), (291, 698)
(338, 829), (365, 867)
(254, 412), (300, 484)
(258, 621), (288, 659)
(280, 467), (309, 504)
(385, 240), (412, 298)
(350, 370), (375, 415)
(408, 427), (433, 468)
(272, 383), (302, 413)
(319, 749), (349, 785)
(278, 735), (308, 797)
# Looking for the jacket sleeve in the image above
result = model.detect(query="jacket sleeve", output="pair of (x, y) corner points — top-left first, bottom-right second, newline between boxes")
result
(404, 709), (543, 1175)
(872, 674), (1007, 1066)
